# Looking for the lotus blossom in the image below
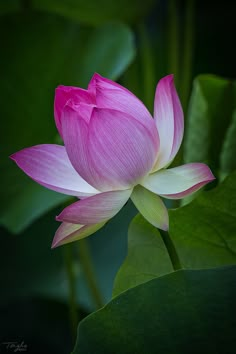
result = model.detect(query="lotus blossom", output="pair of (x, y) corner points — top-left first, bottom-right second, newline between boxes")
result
(11, 74), (215, 248)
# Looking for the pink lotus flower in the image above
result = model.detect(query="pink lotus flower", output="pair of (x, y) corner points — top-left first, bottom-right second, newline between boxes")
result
(11, 74), (215, 248)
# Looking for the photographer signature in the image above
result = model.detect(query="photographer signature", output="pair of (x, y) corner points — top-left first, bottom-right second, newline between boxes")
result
(1, 341), (27, 352)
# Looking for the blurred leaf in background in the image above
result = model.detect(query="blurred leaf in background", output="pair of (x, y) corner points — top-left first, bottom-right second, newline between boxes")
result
(184, 75), (236, 179)
(0, 4), (138, 352)
(32, 0), (156, 25)
(0, 12), (135, 233)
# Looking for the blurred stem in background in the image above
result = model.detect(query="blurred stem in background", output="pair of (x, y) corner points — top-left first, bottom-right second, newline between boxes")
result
(168, 0), (195, 174)
(168, 0), (195, 208)
(180, 0), (195, 114)
(63, 244), (79, 341)
(138, 23), (156, 112)
(168, 0), (195, 115)
(64, 239), (104, 339)
(168, 0), (180, 89)
(78, 239), (104, 309)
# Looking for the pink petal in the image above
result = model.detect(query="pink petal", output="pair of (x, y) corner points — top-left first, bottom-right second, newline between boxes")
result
(141, 163), (215, 199)
(54, 85), (94, 138)
(61, 103), (103, 190)
(153, 75), (184, 170)
(131, 185), (169, 230)
(52, 221), (106, 248)
(10, 144), (99, 198)
(56, 189), (132, 224)
(88, 73), (159, 146)
(87, 108), (159, 190)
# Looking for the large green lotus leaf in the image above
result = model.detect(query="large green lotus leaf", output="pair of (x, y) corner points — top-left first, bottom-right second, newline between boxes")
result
(184, 75), (236, 176)
(74, 266), (236, 354)
(169, 171), (236, 268)
(32, 0), (155, 26)
(113, 172), (236, 296)
(0, 12), (135, 233)
(113, 214), (173, 297)
(220, 110), (236, 177)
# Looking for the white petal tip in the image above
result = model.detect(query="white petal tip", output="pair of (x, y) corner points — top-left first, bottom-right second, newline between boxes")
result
(51, 237), (64, 249)
(159, 222), (169, 231)
(51, 240), (58, 249)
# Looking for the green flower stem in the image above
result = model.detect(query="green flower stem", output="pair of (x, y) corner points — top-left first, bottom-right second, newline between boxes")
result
(138, 23), (155, 112)
(159, 229), (182, 271)
(78, 239), (104, 309)
(63, 244), (79, 340)
(172, 0), (195, 179)
(180, 0), (195, 114)
(168, 0), (180, 89)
